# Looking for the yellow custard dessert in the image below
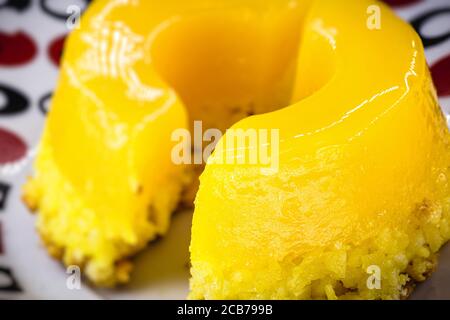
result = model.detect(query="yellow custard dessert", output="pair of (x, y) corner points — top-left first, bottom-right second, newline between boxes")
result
(22, 0), (450, 298)
(23, 0), (307, 286)
(190, 0), (450, 299)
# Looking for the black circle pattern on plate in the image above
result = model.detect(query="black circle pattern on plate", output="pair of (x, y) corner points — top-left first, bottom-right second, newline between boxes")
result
(38, 91), (52, 115)
(0, 181), (10, 211)
(0, 267), (22, 292)
(0, 0), (31, 12)
(411, 8), (450, 48)
(0, 222), (3, 253)
(39, 0), (91, 21)
(0, 84), (29, 116)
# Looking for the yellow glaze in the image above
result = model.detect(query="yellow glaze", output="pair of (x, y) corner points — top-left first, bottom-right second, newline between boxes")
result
(190, 0), (450, 299)
(23, 0), (450, 296)
(23, 0), (310, 286)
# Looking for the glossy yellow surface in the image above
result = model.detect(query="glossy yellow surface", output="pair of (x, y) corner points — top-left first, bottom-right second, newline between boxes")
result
(22, 0), (450, 296)
(23, 0), (195, 286)
(23, 0), (309, 286)
(190, 0), (450, 299)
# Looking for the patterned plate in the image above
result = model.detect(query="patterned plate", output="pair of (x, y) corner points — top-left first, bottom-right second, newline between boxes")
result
(0, 0), (449, 299)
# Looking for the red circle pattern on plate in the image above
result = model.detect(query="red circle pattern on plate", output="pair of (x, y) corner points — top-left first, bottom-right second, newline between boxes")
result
(48, 34), (67, 67)
(0, 127), (27, 164)
(382, 0), (422, 7)
(431, 55), (450, 97)
(0, 31), (37, 66)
